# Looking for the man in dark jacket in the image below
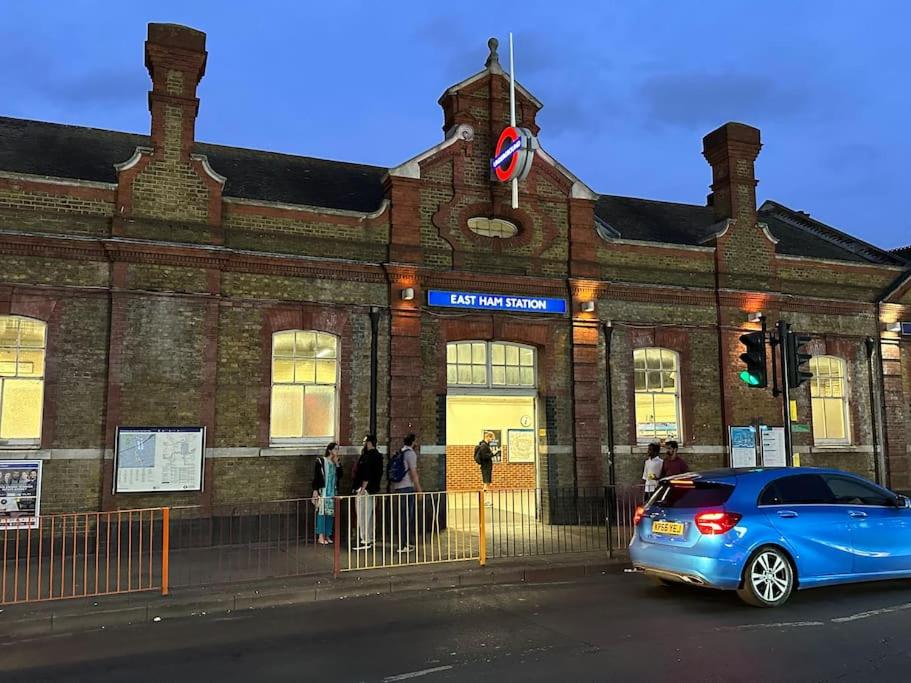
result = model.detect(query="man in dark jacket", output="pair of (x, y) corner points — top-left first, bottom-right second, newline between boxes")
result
(476, 431), (495, 506)
(353, 434), (383, 550)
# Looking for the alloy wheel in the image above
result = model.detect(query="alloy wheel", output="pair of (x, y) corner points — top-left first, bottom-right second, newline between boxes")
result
(750, 551), (791, 603)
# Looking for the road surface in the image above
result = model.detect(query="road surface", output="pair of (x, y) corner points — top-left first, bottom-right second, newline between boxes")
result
(2, 566), (911, 681)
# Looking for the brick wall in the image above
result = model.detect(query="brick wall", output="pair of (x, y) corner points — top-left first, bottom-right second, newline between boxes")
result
(445, 445), (535, 490)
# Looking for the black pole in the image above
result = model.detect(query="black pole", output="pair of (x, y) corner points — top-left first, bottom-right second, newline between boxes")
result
(368, 306), (379, 439)
(602, 322), (616, 488)
(778, 320), (794, 467)
(865, 336), (883, 486)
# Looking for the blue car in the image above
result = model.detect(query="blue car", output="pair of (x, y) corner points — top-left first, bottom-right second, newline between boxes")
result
(629, 467), (911, 607)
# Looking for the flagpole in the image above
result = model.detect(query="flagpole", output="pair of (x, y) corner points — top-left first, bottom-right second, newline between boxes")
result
(509, 32), (518, 209)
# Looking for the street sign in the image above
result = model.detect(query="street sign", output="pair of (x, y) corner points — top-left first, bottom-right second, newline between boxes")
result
(791, 423), (811, 433)
(492, 126), (535, 183)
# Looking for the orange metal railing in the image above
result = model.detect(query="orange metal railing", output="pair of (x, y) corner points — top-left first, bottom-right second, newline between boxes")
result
(0, 507), (166, 605)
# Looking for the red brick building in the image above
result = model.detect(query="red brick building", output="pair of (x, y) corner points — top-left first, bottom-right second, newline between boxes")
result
(0, 24), (908, 513)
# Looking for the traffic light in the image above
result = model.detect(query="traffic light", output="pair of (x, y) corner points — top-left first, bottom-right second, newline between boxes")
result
(738, 331), (767, 388)
(785, 331), (813, 388)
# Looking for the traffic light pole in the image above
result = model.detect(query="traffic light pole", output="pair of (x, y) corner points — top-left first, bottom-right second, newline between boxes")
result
(777, 320), (794, 467)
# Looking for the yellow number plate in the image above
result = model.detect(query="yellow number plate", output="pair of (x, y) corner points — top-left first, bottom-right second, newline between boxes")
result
(652, 521), (685, 536)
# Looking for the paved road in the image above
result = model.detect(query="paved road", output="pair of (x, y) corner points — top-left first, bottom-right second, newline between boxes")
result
(2, 567), (911, 682)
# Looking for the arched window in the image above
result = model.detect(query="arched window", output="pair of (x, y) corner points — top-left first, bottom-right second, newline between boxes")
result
(0, 316), (46, 445)
(270, 331), (338, 444)
(809, 356), (850, 444)
(446, 341), (536, 389)
(633, 348), (681, 443)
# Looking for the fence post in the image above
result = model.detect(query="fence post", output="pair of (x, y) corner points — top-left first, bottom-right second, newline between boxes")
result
(161, 507), (170, 596)
(605, 487), (614, 559)
(478, 490), (486, 567)
(333, 497), (341, 578)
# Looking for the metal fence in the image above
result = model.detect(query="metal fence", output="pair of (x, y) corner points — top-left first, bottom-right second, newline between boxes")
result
(0, 486), (644, 605)
(336, 486), (643, 572)
(337, 491), (481, 572)
(168, 499), (327, 588)
(0, 508), (164, 605)
(485, 486), (641, 559)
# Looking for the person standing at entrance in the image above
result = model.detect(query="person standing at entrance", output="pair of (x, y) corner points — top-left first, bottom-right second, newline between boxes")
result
(312, 442), (342, 545)
(389, 433), (422, 554)
(642, 442), (663, 500)
(475, 431), (495, 506)
(659, 440), (688, 478)
(353, 433), (383, 550)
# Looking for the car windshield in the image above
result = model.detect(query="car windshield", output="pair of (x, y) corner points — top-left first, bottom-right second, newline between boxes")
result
(649, 481), (734, 508)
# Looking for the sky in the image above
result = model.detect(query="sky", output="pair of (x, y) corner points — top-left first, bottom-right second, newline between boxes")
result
(2, 1), (909, 249)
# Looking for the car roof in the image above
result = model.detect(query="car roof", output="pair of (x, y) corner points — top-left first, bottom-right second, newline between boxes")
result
(666, 467), (859, 485)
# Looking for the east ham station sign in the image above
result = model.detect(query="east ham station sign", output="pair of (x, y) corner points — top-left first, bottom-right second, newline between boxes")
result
(427, 290), (567, 315)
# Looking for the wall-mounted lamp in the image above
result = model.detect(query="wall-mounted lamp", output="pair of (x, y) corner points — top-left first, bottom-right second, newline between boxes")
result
(580, 301), (595, 313)
(400, 288), (415, 301)
(747, 312), (764, 323)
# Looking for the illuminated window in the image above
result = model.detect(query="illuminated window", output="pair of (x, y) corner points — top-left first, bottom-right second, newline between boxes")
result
(467, 217), (519, 239)
(0, 316), (46, 445)
(447, 341), (536, 389)
(633, 348), (681, 443)
(270, 331), (338, 443)
(809, 356), (850, 444)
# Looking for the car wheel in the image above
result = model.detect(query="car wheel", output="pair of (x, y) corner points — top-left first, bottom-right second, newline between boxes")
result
(737, 547), (794, 608)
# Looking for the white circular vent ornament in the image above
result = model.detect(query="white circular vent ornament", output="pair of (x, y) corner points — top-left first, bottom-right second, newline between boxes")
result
(467, 217), (519, 239)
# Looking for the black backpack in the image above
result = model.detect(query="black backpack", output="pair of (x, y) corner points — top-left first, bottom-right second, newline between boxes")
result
(388, 448), (408, 483)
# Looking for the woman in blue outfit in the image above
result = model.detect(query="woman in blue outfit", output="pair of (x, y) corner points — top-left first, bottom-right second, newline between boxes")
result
(312, 442), (343, 545)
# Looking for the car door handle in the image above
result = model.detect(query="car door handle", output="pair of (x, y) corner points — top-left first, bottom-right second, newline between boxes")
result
(849, 511), (867, 519)
(777, 510), (799, 518)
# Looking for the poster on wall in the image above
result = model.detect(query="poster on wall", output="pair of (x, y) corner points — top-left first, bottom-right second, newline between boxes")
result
(115, 427), (205, 493)
(507, 429), (536, 463)
(729, 426), (757, 468)
(0, 460), (42, 530)
(483, 429), (503, 463)
(760, 426), (787, 468)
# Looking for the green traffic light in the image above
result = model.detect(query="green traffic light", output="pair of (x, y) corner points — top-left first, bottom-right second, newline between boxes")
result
(739, 370), (761, 386)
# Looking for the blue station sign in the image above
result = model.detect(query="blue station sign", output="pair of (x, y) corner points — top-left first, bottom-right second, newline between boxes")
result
(902, 321), (911, 336)
(427, 290), (567, 315)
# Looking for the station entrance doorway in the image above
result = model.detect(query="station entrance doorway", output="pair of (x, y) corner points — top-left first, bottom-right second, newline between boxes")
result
(444, 341), (540, 526)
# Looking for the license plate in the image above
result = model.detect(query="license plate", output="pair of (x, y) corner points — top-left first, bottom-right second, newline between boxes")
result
(652, 521), (685, 536)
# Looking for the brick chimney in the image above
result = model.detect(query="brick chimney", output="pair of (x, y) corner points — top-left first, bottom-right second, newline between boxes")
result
(144, 23), (207, 158)
(702, 122), (761, 224)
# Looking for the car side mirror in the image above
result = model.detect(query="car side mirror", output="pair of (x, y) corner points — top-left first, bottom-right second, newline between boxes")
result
(895, 495), (911, 509)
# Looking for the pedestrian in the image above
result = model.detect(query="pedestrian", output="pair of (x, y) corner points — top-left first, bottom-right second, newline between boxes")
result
(353, 433), (383, 550)
(642, 442), (663, 499)
(388, 433), (422, 554)
(659, 440), (688, 478)
(312, 442), (343, 545)
(474, 431), (495, 506)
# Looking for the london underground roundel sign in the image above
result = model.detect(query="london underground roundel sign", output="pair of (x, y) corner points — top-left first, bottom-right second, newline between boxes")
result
(492, 126), (536, 183)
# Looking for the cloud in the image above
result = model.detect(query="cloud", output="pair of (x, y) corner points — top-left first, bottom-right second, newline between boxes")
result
(636, 71), (812, 129)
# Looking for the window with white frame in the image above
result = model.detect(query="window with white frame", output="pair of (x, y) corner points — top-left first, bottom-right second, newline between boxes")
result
(633, 347), (681, 443)
(447, 341), (536, 389)
(0, 316), (46, 445)
(270, 331), (338, 443)
(809, 356), (850, 444)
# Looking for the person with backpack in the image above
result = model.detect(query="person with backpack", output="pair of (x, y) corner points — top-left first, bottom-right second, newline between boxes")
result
(311, 442), (343, 545)
(388, 433), (422, 554)
(352, 433), (383, 550)
(475, 431), (495, 506)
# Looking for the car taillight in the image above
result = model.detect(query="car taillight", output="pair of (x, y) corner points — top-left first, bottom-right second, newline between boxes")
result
(695, 511), (741, 535)
(633, 506), (645, 525)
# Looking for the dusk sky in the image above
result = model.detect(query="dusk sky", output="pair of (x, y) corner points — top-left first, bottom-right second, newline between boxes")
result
(2, 1), (909, 249)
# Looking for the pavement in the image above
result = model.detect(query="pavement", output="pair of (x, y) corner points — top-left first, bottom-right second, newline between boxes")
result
(3, 559), (911, 681)
(0, 551), (620, 639)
